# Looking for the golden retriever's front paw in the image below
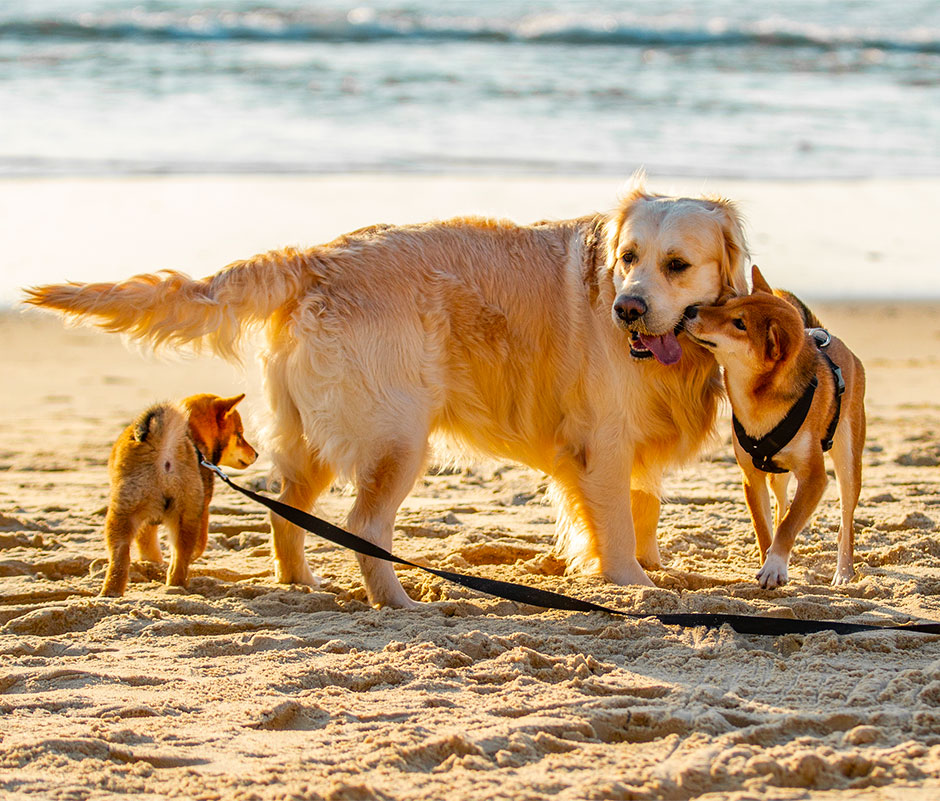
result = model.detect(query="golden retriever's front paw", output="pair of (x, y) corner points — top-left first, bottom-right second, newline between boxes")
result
(603, 561), (655, 587)
(275, 562), (322, 587)
(756, 554), (789, 589)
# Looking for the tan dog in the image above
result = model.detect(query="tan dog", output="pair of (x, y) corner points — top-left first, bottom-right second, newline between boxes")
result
(686, 266), (866, 588)
(100, 393), (257, 596)
(25, 179), (747, 607)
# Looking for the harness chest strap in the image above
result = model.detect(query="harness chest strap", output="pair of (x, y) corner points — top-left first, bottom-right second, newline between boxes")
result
(733, 328), (846, 474)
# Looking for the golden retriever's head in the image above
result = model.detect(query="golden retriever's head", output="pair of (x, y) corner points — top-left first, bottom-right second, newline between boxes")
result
(605, 181), (748, 365)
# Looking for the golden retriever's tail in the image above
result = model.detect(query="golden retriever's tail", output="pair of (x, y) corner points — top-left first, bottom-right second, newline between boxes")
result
(22, 247), (313, 360)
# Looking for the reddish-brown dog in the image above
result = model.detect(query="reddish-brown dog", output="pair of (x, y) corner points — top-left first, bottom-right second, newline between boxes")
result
(686, 266), (866, 587)
(100, 393), (257, 596)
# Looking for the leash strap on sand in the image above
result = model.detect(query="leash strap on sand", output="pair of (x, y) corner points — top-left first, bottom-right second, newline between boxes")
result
(200, 457), (940, 638)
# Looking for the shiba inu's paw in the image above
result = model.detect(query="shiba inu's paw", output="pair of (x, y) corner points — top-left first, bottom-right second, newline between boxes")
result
(756, 554), (789, 589)
(831, 567), (855, 586)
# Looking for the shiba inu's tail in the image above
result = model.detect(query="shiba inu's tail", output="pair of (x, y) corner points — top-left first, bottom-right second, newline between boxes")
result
(130, 402), (189, 471)
(774, 288), (823, 329)
(23, 247), (313, 360)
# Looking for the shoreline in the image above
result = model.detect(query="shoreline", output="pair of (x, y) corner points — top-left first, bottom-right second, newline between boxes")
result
(2, 174), (939, 305)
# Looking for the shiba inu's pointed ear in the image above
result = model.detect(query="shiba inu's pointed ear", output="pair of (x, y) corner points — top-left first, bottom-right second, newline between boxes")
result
(751, 265), (773, 295)
(765, 319), (787, 362)
(216, 393), (245, 416)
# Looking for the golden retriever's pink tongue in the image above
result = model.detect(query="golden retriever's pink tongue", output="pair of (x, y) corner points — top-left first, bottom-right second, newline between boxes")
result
(638, 332), (682, 365)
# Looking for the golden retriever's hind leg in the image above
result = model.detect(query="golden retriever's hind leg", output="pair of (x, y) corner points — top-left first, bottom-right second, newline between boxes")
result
(347, 444), (426, 609)
(631, 490), (663, 570)
(271, 459), (334, 586)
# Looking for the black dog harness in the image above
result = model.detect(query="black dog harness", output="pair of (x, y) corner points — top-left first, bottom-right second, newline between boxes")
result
(733, 328), (846, 474)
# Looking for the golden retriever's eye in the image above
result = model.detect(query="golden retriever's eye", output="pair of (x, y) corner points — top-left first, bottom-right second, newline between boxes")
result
(621, 250), (636, 266)
(733, 318), (747, 331)
(666, 258), (690, 273)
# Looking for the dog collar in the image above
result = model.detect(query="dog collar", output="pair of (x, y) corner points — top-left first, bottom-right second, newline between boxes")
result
(733, 328), (846, 473)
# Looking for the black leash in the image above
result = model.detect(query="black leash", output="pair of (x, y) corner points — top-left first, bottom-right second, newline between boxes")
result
(200, 457), (940, 637)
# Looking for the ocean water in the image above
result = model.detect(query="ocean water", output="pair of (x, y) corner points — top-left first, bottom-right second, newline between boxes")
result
(2, 0), (939, 178)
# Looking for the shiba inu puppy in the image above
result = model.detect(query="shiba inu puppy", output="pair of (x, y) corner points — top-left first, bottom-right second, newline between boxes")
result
(100, 393), (257, 596)
(685, 266), (866, 588)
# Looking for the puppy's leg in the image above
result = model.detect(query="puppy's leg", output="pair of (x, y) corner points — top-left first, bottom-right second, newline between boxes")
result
(192, 468), (214, 561)
(769, 472), (791, 529)
(135, 523), (163, 563)
(348, 443), (427, 608)
(166, 513), (197, 588)
(830, 419), (862, 586)
(631, 490), (663, 570)
(270, 458), (335, 586)
(758, 456), (827, 589)
(100, 510), (134, 597)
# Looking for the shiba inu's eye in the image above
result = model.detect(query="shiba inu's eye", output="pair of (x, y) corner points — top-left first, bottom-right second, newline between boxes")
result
(733, 318), (747, 331)
(666, 257), (689, 273)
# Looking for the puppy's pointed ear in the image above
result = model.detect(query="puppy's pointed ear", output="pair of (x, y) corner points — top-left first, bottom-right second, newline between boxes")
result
(216, 393), (245, 417)
(765, 320), (787, 362)
(751, 265), (773, 295)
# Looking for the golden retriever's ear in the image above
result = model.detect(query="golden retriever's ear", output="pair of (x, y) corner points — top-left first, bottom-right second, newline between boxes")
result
(765, 320), (787, 362)
(751, 265), (773, 295)
(706, 196), (749, 298)
(604, 179), (650, 269)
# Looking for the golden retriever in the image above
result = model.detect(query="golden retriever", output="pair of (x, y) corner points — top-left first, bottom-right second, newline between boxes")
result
(25, 179), (748, 607)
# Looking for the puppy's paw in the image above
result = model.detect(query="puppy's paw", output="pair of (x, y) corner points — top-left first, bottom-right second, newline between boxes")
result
(756, 554), (789, 589)
(831, 567), (855, 586)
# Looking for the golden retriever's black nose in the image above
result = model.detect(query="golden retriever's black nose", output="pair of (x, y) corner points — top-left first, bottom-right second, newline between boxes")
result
(614, 296), (647, 323)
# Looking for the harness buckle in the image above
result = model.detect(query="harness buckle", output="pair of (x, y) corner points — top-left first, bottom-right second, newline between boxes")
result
(807, 327), (832, 349)
(832, 364), (846, 397)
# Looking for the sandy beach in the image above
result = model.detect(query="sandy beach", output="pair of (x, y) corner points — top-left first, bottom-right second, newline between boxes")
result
(2, 176), (940, 800)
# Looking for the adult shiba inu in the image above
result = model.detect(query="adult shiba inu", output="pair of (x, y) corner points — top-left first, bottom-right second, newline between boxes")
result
(26, 179), (748, 607)
(686, 266), (866, 588)
(100, 393), (257, 596)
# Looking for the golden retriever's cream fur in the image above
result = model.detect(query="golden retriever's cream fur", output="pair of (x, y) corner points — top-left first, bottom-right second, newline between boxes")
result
(25, 181), (748, 607)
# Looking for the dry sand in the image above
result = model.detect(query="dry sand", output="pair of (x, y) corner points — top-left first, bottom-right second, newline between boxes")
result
(1, 177), (940, 800)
